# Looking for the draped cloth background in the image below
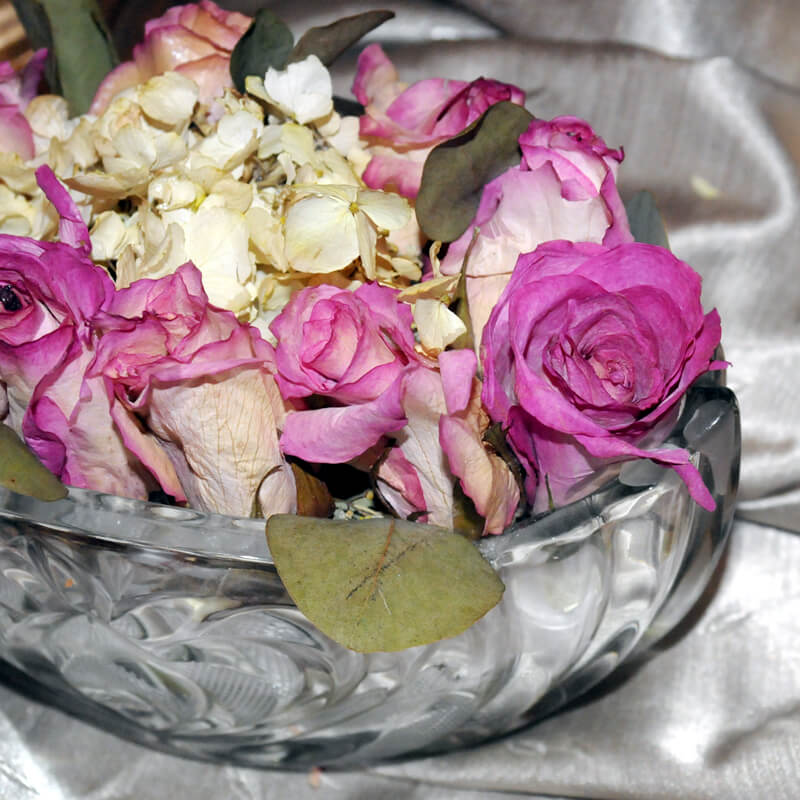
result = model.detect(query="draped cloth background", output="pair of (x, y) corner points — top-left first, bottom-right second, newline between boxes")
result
(1, 1), (799, 797)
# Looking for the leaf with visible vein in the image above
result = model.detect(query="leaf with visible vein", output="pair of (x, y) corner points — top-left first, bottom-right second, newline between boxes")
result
(266, 515), (504, 652)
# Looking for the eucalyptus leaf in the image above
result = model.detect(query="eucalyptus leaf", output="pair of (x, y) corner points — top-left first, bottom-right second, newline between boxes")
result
(12, 0), (117, 115)
(230, 9), (294, 94)
(266, 515), (504, 652)
(624, 190), (670, 250)
(289, 10), (394, 66)
(0, 424), (67, 501)
(416, 101), (534, 242)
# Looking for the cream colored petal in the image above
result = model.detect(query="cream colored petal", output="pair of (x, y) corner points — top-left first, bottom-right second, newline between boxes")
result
(413, 298), (467, 355)
(138, 72), (199, 128)
(184, 206), (255, 290)
(355, 210), (378, 280)
(246, 205), (288, 272)
(283, 193), (358, 272)
(148, 176), (200, 210)
(112, 126), (157, 169)
(397, 274), (460, 302)
(357, 189), (411, 231)
(263, 55), (333, 124)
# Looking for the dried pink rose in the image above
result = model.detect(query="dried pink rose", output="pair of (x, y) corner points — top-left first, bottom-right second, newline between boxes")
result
(0, 167), (156, 498)
(481, 240), (725, 512)
(353, 43), (525, 198)
(90, 0), (251, 114)
(440, 115), (633, 349)
(0, 49), (47, 159)
(271, 282), (425, 463)
(92, 263), (296, 518)
(375, 350), (519, 534)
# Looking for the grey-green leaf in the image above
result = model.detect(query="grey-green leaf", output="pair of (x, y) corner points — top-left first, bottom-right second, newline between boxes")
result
(230, 9), (294, 94)
(416, 101), (534, 243)
(289, 10), (394, 66)
(0, 424), (67, 501)
(266, 515), (504, 652)
(12, 0), (117, 115)
(624, 190), (670, 250)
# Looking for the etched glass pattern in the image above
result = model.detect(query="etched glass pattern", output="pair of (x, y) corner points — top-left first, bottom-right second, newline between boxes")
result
(0, 382), (739, 768)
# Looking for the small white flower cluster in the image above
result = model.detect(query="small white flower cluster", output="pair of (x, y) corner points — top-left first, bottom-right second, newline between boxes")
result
(0, 57), (440, 342)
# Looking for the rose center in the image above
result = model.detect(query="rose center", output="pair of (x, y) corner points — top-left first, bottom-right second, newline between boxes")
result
(0, 285), (22, 312)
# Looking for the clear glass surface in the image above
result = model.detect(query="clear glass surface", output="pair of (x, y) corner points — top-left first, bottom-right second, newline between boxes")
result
(0, 382), (740, 768)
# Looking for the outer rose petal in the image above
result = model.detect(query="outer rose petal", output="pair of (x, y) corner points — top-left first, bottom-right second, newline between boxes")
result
(390, 367), (454, 528)
(441, 165), (616, 349)
(35, 166), (91, 253)
(90, 0), (251, 114)
(145, 371), (296, 517)
(375, 447), (427, 521)
(439, 415), (519, 534)
(0, 107), (34, 159)
(279, 376), (407, 463)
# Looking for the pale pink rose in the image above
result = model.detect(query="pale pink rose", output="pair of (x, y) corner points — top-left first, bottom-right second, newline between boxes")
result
(90, 0), (251, 114)
(0, 167), (156, 498)
(0, 49), (47, 159)
(353, 43), (525, 198)
(376, 351), (519, 534)
(481, 240), (725, 512)
(440, 116), (633, 350)
(271, 282), (425, 463)
(92, 263), (296, 518)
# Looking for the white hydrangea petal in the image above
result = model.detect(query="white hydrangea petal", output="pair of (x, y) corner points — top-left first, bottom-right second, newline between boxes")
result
(413, 298), (467, 354)
(355, 210), (377, 280)
(358, 189), (411, 231)
(184, 206), (255, 292)
(263, 55), (333, 124)
(138, 72), (199, 128)
(284, 193), (358, 272)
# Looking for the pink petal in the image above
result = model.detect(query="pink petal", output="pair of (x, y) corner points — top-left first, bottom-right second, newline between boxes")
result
(280, 376), (407, 463)
(35, 166), (91, 253)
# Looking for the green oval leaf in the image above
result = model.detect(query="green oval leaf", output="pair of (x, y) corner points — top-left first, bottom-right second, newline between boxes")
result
(624, 190), (670, 249)
(416, 101), (534, 242)
(266, 515), (504, 652)
(289, 10), (395, 66)
(12, 0), (118, 115)
(230, 9), (294, 94)
(0, 424), (67, 501)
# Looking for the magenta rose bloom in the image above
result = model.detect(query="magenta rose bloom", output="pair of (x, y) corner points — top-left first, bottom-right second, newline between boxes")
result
(0, 49), (47, 159)
(270, 282), (424, 462)
(440, 115), (633, 350)
(353, 43), (525, 198)
(481, 240), (724, 512)
(0, 167), (158, 498)
(90, 0), (251, 114)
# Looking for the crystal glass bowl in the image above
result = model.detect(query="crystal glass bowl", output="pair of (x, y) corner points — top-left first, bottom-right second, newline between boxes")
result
(0, 381), (739, 768)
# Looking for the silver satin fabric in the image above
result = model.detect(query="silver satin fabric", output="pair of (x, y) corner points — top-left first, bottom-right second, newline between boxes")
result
(1, 1), (799, 797)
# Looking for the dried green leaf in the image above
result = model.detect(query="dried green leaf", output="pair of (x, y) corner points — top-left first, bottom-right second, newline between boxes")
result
(0, 424), (67, 501)
(230, 9), (294, 94)
(266, 515), (504, 652)
(624, 190), (670, 250)
(12, 0), (117, 115)
(416, 101), (534, 242)
(289, 10), (394, 66)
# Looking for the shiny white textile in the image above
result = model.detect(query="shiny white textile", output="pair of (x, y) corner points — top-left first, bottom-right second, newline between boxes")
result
(1, 1), (798, 797)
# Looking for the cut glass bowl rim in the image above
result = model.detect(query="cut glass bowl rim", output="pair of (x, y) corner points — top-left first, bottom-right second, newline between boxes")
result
(0, 381), (738, 569)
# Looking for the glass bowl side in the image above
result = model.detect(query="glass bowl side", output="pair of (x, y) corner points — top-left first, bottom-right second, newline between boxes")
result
(0, 383), (739, 768)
